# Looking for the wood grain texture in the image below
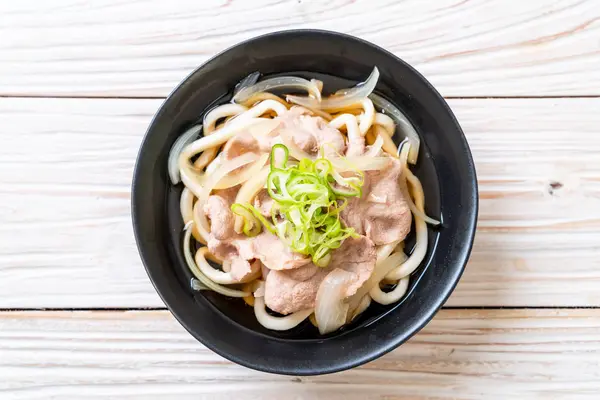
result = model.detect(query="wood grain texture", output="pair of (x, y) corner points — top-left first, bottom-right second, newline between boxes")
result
(1, 97), (599, 307)
(1, 0), (599, 97)
(1, 310), (599, 399)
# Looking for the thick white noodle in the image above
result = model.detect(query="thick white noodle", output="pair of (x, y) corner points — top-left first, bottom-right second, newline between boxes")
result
(182, 223), (249, 297)
(370, 277), (410, 305)
(385, 169), (428, 281)
(373, 113), (395, 134)
(254, 296), (312, 331)
(376, 240), (401, 263)
(203, 104), (248, 133)
(357, 98), (375, 135)
(213, 153), (269, 190)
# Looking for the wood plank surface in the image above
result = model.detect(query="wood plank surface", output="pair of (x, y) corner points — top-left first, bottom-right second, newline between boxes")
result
(1, 309), (599, 399)
(1, 97), (599, 308)
(1, 0), (599, 97)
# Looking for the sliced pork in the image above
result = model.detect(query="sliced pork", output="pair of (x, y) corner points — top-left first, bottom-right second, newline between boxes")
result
(265, 263), (328, 315)
(274, 107), (346, 155)
(253, 189), (275, 217)
(341, 158), (411, 245)
(264, 235), (376, 315)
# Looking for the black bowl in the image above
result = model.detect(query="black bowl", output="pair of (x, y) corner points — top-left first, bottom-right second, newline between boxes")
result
(132, 30), (477, 375)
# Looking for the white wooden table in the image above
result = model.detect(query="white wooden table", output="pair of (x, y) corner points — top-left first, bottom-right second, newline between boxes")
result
(1, 1), (600, 398)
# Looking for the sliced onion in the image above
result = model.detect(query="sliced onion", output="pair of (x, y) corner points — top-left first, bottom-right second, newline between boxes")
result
(369, 93), (420, 164)
(205, 152), (223, 175)
(234, 166), (270, 233)
(232, 71), (260, 97)
(287, 67), (379, 111)
(214, 153), (269, 190)
(190, 278), (208, 291)
(194, 153), (259, 241)
(233, 76), (322, 104)
(180, 187), (204, 243)
(168, 124), (202, 184)
(183, 222), (250, 297)
(315, 268), (355, 334)
(364, 134), (384, 157)
(348, 294), (371, 322)
(370, 277), (409, 305)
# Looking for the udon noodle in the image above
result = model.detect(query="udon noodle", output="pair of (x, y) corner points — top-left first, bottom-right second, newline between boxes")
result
(169, 67), (439, 334)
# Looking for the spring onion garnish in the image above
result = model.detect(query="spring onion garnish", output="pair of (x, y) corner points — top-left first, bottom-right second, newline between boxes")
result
(232, 144), (362, 267)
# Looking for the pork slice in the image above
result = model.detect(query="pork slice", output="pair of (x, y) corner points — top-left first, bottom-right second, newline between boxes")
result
(341, 158), (411, 245)
(253, 189), (275, 217)
(208, 231), (309, 272)
(265, 263), (328, 315)
(327, 236), (377, 297)
(250, 232), (311, 270)
(276, 108), (346, 155)
(230, 258), (260, 282)
(204, 194), (235, 240)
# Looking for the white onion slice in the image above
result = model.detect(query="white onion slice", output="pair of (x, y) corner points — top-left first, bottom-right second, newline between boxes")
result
(369, 93), (420, 164)
(315, 268), (355, 334)
(364, 134), (384, 157)
(180, 187), (195, 224)
(348, 294), (371, 322)
(286, 67), (379, 111)
(213, 153), (269, 190)
(232, 72), (260, 97)
(183, 222), (250, 297)
(168, 124), (201, 184)
(233, 76), (322, 104)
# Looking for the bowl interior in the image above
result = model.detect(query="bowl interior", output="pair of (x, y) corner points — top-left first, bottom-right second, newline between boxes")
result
(132, 30), (477, 375)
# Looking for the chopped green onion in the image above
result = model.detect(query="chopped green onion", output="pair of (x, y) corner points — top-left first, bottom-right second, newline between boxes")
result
(232, 144), (363, 266)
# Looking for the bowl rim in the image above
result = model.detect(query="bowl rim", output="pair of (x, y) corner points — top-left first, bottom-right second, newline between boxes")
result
(132, 28), (478, 375)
